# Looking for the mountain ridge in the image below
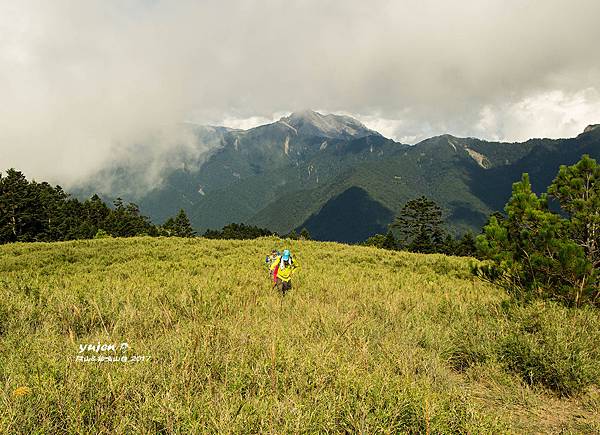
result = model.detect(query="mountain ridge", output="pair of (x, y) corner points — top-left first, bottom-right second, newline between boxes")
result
(70, 112), (600, 242)
(277, 110), (381, 140)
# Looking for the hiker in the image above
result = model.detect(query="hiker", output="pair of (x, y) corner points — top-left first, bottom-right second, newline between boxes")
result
(265, 249), (279, 266)
(265, 249), (279, 276)
(269, 249), (300, 295)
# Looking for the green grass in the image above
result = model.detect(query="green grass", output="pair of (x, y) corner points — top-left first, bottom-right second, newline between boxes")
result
(1, 236), (599, 433)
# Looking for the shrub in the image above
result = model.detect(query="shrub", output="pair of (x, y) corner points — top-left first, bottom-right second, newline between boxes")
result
(498, 331), (596, 396)
(93, 229), (111, 239)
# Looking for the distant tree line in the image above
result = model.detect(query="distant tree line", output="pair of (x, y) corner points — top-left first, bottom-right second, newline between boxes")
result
(285, 228), (311, 241)
(0, 169), (196, 244)
(364, 196), (478, 257)
(0, 168), (308, 245)
(202, 224), (310, 240)
(203, 223), (275, 240)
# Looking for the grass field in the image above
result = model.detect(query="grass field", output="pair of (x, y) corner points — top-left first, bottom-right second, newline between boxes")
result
(1, 236), (599, 433)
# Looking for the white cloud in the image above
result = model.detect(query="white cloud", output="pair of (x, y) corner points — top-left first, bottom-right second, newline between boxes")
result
(470, 88), (600, 143)
(1, 0), (599, 183)
(211, 111), (291, 131)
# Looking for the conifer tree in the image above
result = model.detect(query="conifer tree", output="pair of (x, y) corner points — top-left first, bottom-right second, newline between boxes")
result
(170, 209), (196, 237)
(382, 230), (397, 250)
(391, 196), (446, 253)
(0, 169), (37, 242)
(476, 155), (599, 306)
(547, 155), (599, 275)
(299, 228), (311, 240)
(455, 232), (477, 257)
(161, 217), (176, 236)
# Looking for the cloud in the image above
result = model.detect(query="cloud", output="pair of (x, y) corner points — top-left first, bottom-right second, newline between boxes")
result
(1, 0), (600, 184)
(471, 88), (600, 143)
(356, 88), (600, 144)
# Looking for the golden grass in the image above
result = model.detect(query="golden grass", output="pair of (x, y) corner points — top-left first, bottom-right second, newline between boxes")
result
(0, 236), (598, 433)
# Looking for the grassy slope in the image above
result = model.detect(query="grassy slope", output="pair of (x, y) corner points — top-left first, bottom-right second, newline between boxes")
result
(1, 237), (599, 433)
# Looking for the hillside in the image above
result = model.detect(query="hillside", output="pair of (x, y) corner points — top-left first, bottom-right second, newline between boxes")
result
(1, 237), (599, 433)
(251, 128), (600, 239)
(72, 112), (600, 242)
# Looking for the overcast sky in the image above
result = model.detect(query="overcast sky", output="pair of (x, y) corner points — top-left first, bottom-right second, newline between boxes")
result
(1, 0), (600, 186)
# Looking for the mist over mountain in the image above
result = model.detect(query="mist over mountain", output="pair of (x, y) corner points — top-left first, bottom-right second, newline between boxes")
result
(3, 1), (600, 191)
(71, 110), (600, 242)
(278, 110), (381, 140)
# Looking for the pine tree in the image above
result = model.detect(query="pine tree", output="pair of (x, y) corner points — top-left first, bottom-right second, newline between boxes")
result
(103, 198), (130, 237)
(203, 223), (274, 240)
(171, 209), (196, 237)
(104, 199), (157, 237)
(161, 217), (176, 236)
(547, 154), (600, 275)
(391, 196), (446, 253)
(0, 170), (171, 243)
(299, 228), (311, 240)
(0, 169), (37, 242)
(382, 230), (397, 250)
(475, 156), (599, 306)
(455, 232), (477, 257)
(202, 228), (221, 239)
(83, 194), (110, 233)
(29, 181), (61, 241)
(363, 234), (386, 248)
(441, 234), (456, 255)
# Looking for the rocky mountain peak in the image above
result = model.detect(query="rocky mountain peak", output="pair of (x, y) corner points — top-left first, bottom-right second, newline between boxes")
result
(583, 124), (600, 134)
(278, 110), (380, 140)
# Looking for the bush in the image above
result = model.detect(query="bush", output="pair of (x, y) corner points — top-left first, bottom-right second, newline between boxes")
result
(445, 335), (491, 372)
(93, 229), (111, 239)
(363, 231), (396, 250)
(498, 331), (595, 396)
(443, 301), (600, 396)
(499, 305), (600, 396)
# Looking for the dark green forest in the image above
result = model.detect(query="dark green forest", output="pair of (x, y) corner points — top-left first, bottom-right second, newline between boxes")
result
(0, 169), (192, 243)
(0, 167), (478, 254)
(0, 168), (479, 255)
(0, 169), (280, 244)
